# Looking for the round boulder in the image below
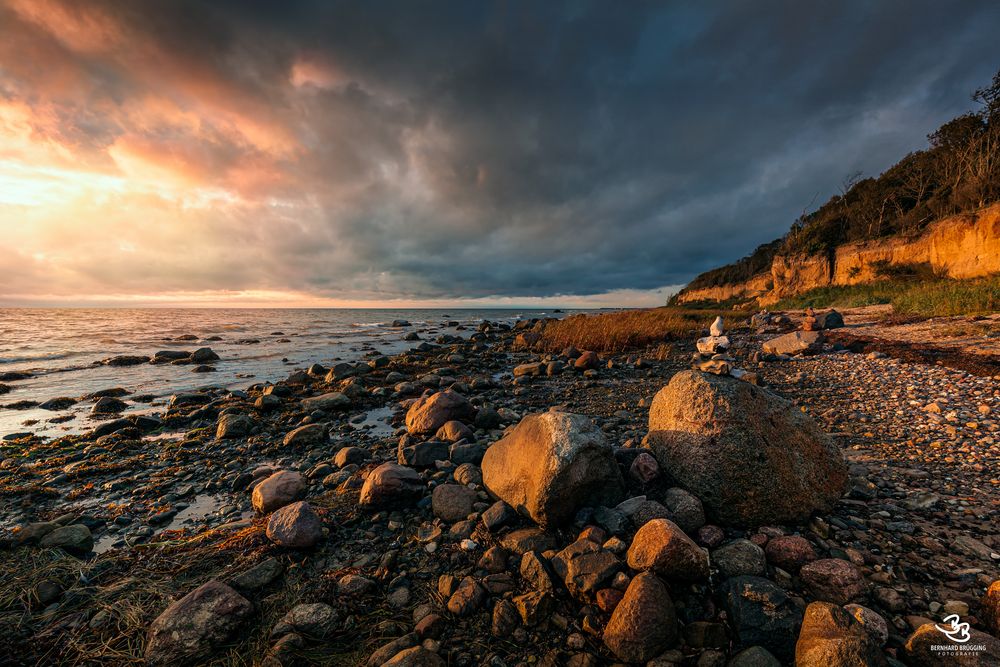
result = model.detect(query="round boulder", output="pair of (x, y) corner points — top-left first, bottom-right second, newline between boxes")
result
(481, 411), (624, 527)
(405, 390), (476, 435)
(647, 371), (847, 526)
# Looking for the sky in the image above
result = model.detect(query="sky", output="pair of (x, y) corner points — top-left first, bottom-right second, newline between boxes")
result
(1, 1), (998, 308)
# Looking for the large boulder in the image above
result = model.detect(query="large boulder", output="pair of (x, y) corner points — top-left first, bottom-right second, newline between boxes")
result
(795, 602), (885, 667)
(145, 581), (252, 665)
(602, 572), (678, 663)
(481, 411), (624, 527)
(761, 330), (823, 356)
(405, 390), (476, 435)
(647, 371), (847, 526)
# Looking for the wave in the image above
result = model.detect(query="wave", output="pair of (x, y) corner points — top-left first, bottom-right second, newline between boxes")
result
(0, 351), (89, 364)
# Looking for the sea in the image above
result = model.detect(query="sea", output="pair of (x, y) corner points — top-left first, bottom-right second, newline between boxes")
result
(0, 308), (578, 438)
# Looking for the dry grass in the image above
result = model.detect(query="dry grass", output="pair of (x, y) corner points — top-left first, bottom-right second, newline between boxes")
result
(538, 307), (741, 353)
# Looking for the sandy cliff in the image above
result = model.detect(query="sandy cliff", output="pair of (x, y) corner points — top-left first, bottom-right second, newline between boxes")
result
(677, 204), (1000, 305)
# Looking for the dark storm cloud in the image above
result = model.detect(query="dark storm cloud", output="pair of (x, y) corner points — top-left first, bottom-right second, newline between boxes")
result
(2, 0), (999, 301)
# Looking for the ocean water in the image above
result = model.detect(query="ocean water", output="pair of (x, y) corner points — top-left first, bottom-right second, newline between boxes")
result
(0, 308), (573, 438)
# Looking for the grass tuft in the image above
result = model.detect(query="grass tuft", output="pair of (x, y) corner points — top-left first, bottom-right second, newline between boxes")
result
(538, 308), (741, 353)
(770, 274), (1000, 317)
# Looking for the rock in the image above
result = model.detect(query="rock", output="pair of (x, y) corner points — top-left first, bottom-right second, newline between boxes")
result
(391, 319), (411, 327)
(629, 452), (660, 483)
(105, 355), (150, 366)
(723, 576), (802, 661)
(574, 350), (600, 369)
(696, 336), (730, 355)
(983, 580), (1000, 635)
(145, 581), (252, 666)
(338, 574), (376, 596)
(190, 347), (220, 363)
(300, 392), (350, 412)
(398, 439), (450, 468)
(560, 543), (621, 598)
(266, 501), (322, 548)
(800, 559), (866, 605)
(382, 647), (445, 666)
(520, 551), (556, 592)
(335, 447), (367, 467)
(728, 646), (781, 667)
(513, 362), (545, 377)
(38, 524), (93, 557)
(602, 572), (678, 663)
(794, 602), (884, 667)
(647, 370), (847, 526)
(814, 310), (844, 329)
(405, 390), (476, 436)
(904, 622), (1000, 666)
(154, 350), (193, 363)
(272, 602), (338, 638)
(252, 471), (306, 514)
(500, 528), (557, 555)
(764, 535), (817, 572)
(447, 577), (485, 616)
(844, 604), (889, 646)
(626, 518), (708, 581)
(431, 484), (476, 522)
(761, 330), (823, 356)
(230, 558), (283, 592)
(713, 539), (766, 578)
(481, 411), (624, 527)
(282, 423), (326, 447)
(710, 316), (724, 337)
(661, 487), (706, 534)
(435, 420), (474, 443)
(92, 396), (128, 414)
(216, 413), (254, 439)
(514, 591), (555, 626)
(359, 463), (424, 508)
(492, 599), (520, 637)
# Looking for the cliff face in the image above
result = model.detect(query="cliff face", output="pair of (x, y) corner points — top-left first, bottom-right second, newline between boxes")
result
(676, 205), (1000, 306)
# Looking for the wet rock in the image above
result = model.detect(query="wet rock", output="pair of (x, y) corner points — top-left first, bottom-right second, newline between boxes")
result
(626, 518), (709, 581)
(647, 370), (847, 526)
(794, 602), (884, 667)
(712, 539), (766, 578)
(145, 581), (252, 666)
(92, 396), (127, 414)
(602, 572), (678, 663)
(282, 423), (326, 447)
(405, 390), (476, 435)
(800, 559), (866, 605)
(272, 602), (338, 638)
(265, 501), (322, 548)
(481, 411), (624, 527)
(190, 347), (220, 363)
(252, 471), (306, 514)
(359, 463), (424, 509)
(39, 524), (93, 557)
(431, 484), (476, 522)
(723, 576), (802, 661)
(217, 413), (254, 439)
(229, 558), (283, 592)
(300, 392), (350, 412)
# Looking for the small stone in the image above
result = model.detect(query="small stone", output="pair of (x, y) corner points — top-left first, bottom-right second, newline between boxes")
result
(602, 572), (678, 663)
(265, 501), (322, 548)
(431, 484), (476, 522)
(627, 518), (708, 581)
(800, 559), (866, 605)
(713, 539), (766, 578)
(252, 471), (306, 514)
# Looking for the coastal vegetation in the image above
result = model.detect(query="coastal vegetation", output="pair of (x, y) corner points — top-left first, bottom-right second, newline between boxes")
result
(685, 69), (1000, 293)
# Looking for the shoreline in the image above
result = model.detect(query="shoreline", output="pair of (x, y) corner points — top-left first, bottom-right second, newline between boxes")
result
(1, 313), (998, 665)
